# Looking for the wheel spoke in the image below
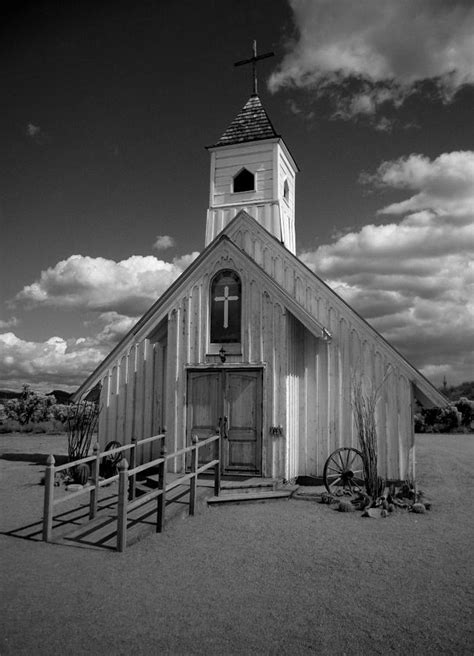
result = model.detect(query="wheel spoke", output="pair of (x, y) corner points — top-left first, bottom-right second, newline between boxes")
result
(324, 448), (367, 494)
(347, 452), (357, 468)
(344, 449), (351, 468)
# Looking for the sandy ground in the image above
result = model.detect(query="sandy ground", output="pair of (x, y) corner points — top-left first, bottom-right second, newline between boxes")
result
(0, 432), (473, 655)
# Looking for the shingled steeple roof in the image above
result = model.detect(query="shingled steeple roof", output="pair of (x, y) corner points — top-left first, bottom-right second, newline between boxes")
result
(210, 94), (280, 148)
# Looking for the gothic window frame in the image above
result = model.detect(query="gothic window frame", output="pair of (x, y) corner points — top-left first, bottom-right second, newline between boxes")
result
(233, 167), (255, 193)
(283, 179), (290, 203)
(208, 269), (242, 355)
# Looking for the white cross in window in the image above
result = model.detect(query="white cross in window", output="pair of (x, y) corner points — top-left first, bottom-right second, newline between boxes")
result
(214, 285), (239, 328)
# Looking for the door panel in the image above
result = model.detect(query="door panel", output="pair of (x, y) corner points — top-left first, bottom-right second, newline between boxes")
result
(225, 370), (262, 473)
(186, 369), (262, 474)
(187, 371), (221, 465)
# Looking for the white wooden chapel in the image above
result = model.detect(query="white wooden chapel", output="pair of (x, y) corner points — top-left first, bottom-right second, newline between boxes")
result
(73, 46), (445, 482)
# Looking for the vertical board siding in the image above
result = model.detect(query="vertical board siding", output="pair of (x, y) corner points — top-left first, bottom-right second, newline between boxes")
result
(166, 309), (178, 459)
(327, 307), (339, 453)
(116, 354), (128, 446)
(262, 292), (274, 477)
(98, 374), (109, 450)
(248, 279), (261, 362)
(374, 351), (388, 479)
(125, 347), (137, 448)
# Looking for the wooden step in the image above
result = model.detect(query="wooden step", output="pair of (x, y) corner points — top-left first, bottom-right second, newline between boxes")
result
(145, 474), (277, 491)
(207, 490), (293, 505)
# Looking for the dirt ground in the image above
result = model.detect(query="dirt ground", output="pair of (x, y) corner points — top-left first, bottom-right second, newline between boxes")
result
(1, 433), (473, 656)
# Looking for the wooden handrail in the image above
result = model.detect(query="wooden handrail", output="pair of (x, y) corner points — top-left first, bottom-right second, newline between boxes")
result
(116, 435), (222, 551)
(43, 432), (221, 551)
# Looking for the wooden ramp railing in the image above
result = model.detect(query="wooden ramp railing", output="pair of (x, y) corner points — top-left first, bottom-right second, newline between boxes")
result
(43, 433), (221, 552)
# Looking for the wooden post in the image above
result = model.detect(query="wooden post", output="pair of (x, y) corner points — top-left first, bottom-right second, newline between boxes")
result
(89, 442), (100, 519)
(189, 435), (198, 516)
(156, 444), (167, 533)
(42, 454), (55, 542)
(117, 458), (129, 553)
(214, 433), (221, 497)
(129, 437), (137, 501)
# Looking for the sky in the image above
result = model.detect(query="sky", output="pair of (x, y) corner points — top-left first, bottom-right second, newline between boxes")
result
(1, 0), (473, 393)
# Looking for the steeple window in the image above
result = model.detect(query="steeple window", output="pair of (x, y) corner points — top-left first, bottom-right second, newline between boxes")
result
(283, 179), (290, 202)
(233, 168), (255, 193)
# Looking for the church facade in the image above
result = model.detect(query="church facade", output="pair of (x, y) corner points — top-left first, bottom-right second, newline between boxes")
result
(73, 94), (445, 482)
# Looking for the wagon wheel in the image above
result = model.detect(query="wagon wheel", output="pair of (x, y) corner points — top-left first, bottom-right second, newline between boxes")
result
(100, 440), (122, 478)
(323, 447), (365, 495)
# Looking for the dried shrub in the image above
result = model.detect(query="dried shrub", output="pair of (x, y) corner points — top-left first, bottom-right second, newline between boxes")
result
(67, 401), (100, 461)
(352, 371), (391, 501)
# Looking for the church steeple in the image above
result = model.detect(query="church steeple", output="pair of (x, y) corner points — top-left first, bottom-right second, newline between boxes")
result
(205, 77), (298, 253)
(213, 95), (279, 147)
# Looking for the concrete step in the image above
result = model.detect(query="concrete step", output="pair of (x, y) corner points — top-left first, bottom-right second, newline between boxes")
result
(207, 490), (293, 505)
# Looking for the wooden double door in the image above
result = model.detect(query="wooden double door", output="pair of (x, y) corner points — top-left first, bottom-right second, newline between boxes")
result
(186, 369), (262, 475)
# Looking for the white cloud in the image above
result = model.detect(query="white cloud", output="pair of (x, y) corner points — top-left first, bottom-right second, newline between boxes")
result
(0, 317), (19, 330)
(300, 150), (474, 385)
(85, 312), (139, 346)
(26, 123), (41, 138)
(153, 235), (175, 250)
(0, 332), (106, 392)
(14, 252), (200, 316)
(26, 122), (49, 144)
(270, 0), (474, 120)
(363, 151), (474, 219)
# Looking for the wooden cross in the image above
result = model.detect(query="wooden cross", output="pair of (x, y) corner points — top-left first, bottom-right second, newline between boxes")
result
(234, 40), (275, 96)
(214, 286), (239, 329)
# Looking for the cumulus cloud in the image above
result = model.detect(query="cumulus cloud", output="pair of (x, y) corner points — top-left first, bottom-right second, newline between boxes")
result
(270, 0), (474, 120)
(26, 122), (49, 144)
(0, 332), (106, 392)
(362, 151), (474, 219)
(5, 250), (200, 389)
(26, 123), (41, 138)
(153, 235), (175, 250)
(85, 312), (140, 346)
(14, 252), (200, 316)
(300, 150), (474, 385)
(0, 317), (19, 330)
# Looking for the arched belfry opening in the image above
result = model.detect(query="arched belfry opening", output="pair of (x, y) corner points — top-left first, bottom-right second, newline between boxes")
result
(233, 168), (255, 193)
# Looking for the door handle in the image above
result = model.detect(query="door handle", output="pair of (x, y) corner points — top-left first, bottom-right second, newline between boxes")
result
(218, 416), (228, 438)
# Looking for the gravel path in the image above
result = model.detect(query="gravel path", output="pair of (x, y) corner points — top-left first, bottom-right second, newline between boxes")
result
(1, 433), (473, 655)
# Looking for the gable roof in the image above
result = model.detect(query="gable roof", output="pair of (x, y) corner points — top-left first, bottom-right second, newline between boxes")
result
(72, 211), (447, 408)
(209, 94), (279, 148)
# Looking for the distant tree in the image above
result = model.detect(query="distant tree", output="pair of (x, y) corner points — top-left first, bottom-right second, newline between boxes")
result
(440, 380), (474, 401)
(454, 397), (474, 427)
(5, 385), (55, 424)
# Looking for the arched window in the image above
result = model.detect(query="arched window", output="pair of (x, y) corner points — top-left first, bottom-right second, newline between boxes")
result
(283, 179), (289, 202)
(210, 270), (241, 344)
(233, 168), (255, 193)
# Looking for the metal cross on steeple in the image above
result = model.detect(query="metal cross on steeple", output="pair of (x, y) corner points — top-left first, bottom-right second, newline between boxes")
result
(234, 40), (275, 96)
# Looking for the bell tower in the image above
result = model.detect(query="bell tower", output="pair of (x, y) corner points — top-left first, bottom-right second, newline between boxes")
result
(205, 44), (298, 254)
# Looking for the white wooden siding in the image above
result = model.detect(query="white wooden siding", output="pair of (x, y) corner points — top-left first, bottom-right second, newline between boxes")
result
(212, 143), (275, 206)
